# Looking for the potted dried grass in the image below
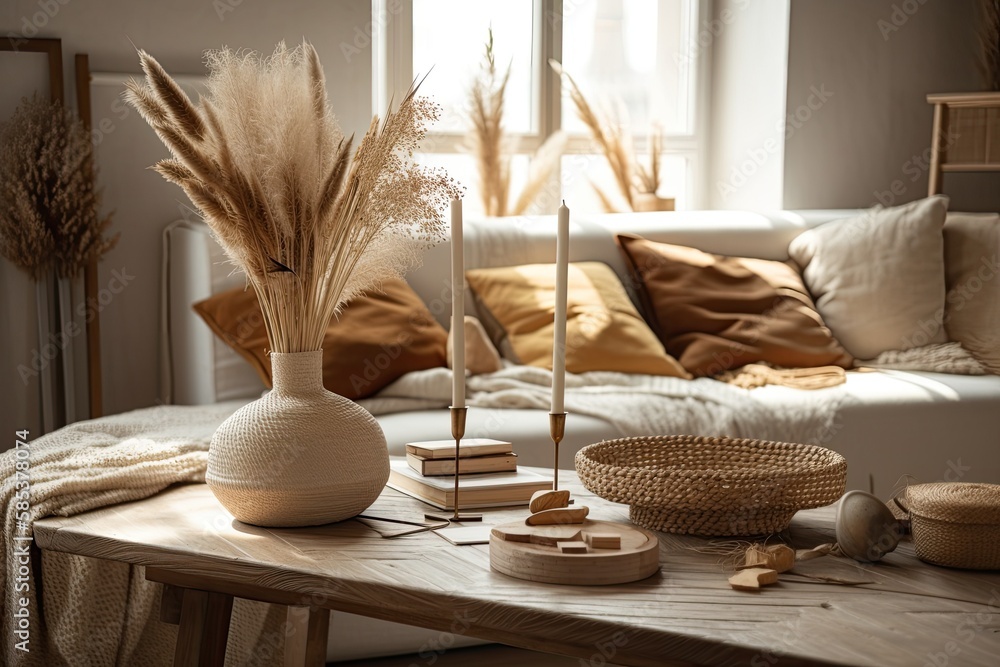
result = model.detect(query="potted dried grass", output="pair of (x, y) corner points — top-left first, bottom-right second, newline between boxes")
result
(126, 42), (460, 526)
(549, 60), (674, 213)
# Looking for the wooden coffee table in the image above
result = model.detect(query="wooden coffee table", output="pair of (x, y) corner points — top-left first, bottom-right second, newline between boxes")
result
(33, 471), (1000, 667)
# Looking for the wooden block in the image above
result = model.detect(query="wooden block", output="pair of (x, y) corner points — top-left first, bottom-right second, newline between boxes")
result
(729, 568), (778, 591)
(739, 544), (795, 573)
(558, 541), (589, 554)
(525, 506), (589, 526)
(529, 489), (571, 513)
(527, 526), (582, 546)
(491, 526), (533, 543)
(764, 544), (795, 573)
(585, 533), (621, 550)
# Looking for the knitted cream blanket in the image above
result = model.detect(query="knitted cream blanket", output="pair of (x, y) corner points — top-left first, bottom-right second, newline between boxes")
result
(368, 364), (849, 445)
(0, 401), (285, 667)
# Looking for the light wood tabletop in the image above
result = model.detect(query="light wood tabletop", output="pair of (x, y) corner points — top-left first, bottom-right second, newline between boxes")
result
(33, 471), (1000, 667)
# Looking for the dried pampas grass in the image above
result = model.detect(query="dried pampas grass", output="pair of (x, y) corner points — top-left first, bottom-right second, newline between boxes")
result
(126, 41), (461, 353)
(467, 30), (567, 217)
(0, 94), (117, 280)
(550, 60), (666, 213)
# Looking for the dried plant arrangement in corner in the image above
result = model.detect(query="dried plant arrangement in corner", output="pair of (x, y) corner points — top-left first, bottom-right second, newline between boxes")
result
(549, 60), (670, 213)
(125, 42), (461, 353)
(979, 0), (1000, 91)
(468, 29), (566, 217)
(0, 94), (117, 280)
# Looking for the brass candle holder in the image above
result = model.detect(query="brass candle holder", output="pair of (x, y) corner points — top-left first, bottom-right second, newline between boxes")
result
(424, 406), (482, 523)
(549, 412), (567, 491)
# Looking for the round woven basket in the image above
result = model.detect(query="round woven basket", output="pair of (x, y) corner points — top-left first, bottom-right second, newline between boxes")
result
(905, 483), (1000, 570)
(575, 435), (847, 536)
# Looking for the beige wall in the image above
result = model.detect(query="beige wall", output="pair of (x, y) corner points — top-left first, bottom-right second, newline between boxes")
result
(1, 0), (373, 436)
(782, 0), (998, 211)
(707, 0), (791, 210)
(708, 0), (996, 213)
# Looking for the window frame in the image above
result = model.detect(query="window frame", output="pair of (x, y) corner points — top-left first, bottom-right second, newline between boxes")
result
(372, 0), (710, 210)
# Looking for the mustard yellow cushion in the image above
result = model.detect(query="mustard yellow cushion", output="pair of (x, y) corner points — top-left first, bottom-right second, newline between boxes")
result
(466, 261), (690, 378)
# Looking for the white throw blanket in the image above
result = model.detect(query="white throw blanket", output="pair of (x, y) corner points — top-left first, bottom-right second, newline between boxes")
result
(366, 364), (850, 445)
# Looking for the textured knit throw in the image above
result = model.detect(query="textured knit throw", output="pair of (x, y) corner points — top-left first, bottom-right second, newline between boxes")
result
(0, 401), (287, 667)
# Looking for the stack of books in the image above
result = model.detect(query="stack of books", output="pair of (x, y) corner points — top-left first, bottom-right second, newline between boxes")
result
(387, 438), (552, 510)
(405, 438), (517, 476)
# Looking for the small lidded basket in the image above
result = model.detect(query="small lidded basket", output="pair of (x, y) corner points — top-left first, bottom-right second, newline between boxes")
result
(905, 482), (1000, 570)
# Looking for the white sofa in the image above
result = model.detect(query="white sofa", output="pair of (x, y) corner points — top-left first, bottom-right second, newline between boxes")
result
(163, 209), (1000, 661)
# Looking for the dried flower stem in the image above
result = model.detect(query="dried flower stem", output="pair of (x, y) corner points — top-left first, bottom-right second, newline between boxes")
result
(468, 31), (567, 217)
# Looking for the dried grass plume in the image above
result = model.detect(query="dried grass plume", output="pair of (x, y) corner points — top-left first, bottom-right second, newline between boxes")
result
(0, 94), (117, 280)
(549, 59), (666, 213)
(467, 30), (566, 217)
(125, 41), (461, 353)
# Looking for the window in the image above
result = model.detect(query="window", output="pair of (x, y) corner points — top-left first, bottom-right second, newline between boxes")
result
(373, 0), (706, 216)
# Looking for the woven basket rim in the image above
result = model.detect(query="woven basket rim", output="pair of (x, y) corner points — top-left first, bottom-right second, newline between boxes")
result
(578, 436), (845, 480)
(574, 434), (847, 517)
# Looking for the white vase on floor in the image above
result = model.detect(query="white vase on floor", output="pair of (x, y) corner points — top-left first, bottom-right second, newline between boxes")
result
(207, 350), (389, 526)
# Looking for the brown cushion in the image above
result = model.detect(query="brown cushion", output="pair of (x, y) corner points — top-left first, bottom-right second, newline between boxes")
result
(193, 279), (448, 399)
(944, 212), (1000, 374)
(465, 261), (690, 377)
(616, 235), (853, 376)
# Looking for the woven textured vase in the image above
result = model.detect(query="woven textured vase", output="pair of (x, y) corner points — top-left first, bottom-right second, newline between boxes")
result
(207, 350), (389, 527)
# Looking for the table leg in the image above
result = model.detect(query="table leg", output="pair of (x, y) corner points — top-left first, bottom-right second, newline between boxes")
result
(283, 606), (330, 667)
(171, 587), (234, 667)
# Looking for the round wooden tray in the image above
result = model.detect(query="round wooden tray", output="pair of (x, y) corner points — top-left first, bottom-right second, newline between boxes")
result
(489, 519), (660, 586)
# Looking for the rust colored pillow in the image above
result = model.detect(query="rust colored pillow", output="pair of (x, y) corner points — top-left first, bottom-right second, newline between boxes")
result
(193, 279), (448, 399)
(616, 235), (852, 376)
(466, 261), (690, 378)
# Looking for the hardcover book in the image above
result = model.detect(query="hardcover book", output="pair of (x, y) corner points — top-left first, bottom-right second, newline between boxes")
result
(405, 438), (513, 460)
(406, 452), (518, 476)
(387, 459), (551, 510)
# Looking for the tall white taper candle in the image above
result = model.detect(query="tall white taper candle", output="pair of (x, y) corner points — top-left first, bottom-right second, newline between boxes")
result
(551, 201), (570, 414)
(451, 199), (466, 409)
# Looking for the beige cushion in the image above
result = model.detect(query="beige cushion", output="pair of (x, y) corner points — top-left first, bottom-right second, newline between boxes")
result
(466, 261), (690, 378)
(447, 316), (503, 376)
(788, 196), (949, 359)
(944, 212), (1000, 375)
